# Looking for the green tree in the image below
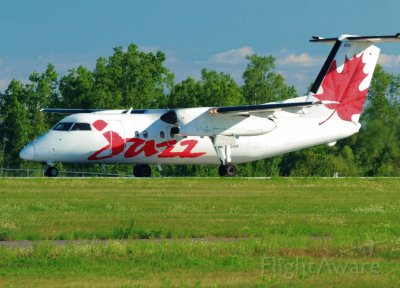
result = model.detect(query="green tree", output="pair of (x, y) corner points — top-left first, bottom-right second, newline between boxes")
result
(198, 69), (244, 107)
(353, 65), (400, 175)
(59, 65), (95, 108)
(92, 45), (174, 109)
(242, 54), (297, 104)
(26, 64), (59, 137)
(0, 80), (30, 167)
(169, 69), (244, 108)
(58, 44), (174, 110)
(168, 77), (200, 108)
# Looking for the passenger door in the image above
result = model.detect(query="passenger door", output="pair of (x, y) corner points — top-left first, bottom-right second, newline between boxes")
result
(106, 120), (125, 157)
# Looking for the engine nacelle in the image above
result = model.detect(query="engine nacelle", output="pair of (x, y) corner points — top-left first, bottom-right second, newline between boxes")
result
(213, 115), (276, 136)
(175, 108), (276, 137)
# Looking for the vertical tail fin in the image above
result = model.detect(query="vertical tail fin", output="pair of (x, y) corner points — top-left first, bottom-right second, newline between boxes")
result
(307, 34), (400, 124)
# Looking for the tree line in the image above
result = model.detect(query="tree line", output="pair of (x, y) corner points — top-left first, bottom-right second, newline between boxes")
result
(1, 44), (400, 176)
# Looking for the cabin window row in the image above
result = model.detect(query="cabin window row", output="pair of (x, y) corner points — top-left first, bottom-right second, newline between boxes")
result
(134, 130), (175, 139)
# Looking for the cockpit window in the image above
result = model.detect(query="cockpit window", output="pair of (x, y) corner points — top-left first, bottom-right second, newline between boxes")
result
(71, 123), (92, 131)
(53, 122), (74, 131)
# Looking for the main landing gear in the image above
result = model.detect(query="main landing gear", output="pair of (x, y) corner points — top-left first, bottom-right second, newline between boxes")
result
(133, 164), (152, 177)
(44, 165), (58, 177)
(212, 136), (238, 177)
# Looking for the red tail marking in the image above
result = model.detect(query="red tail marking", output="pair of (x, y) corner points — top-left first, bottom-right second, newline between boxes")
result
(315, 53), (368, 124)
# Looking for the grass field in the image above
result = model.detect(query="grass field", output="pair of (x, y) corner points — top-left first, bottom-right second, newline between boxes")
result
(0, 177), (400, 287)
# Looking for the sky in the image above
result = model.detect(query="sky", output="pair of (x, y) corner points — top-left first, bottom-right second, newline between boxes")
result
(1, 0), (400, 96)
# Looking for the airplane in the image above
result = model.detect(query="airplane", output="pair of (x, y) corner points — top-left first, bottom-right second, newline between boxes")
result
(19, 33), (400, 177)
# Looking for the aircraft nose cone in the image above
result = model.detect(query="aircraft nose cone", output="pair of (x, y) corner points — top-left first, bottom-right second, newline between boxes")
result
(19, 144), (35, 161)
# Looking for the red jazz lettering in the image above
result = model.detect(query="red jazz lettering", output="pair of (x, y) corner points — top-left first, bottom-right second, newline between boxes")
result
(88, 120), (207, 161)
(124, 138), (158, 158)
(158, 139), (206, 158)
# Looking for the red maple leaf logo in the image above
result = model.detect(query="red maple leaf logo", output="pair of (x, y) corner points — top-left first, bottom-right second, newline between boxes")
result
(315, 53), (368, 124)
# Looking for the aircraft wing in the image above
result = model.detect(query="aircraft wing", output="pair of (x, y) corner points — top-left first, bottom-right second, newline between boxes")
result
(208, 101), (319, 116)
(41, 108), (131, 114)
(41, 108), (107, 114)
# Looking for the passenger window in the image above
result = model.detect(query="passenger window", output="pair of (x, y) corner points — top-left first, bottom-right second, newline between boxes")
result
(71, 123), (91, 131)
(160, 131), (165, 138)
(53, 122), (74, 131)
(143, 131), (148, 138)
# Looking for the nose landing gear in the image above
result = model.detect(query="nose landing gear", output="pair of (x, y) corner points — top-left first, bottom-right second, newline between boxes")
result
(44, 166), (58, 177)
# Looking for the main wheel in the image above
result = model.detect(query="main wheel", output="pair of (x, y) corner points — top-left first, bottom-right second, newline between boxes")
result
(44, 166), (58, 177)
(218, 163), (237, 177)
(133, 164), (152, 177)
(225, 163), (237, 177)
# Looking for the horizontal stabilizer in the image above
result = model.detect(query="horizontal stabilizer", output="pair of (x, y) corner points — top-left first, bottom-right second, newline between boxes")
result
(311, 33), (400, 44)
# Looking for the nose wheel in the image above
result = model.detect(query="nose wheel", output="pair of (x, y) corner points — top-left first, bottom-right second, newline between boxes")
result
(44, 166), (58, 177)
(133, 164), (152, 177)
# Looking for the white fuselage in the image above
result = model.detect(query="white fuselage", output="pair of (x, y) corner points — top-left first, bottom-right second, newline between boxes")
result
(23, 103), (360, 166)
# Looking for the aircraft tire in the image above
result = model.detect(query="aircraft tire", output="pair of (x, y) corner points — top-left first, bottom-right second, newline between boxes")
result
(218, 164), (227, 177)
(44, 166), (58, 177)
(219, 163), (237, 177)
(133, 164), (152, 177)
(225, 163), (237, 177)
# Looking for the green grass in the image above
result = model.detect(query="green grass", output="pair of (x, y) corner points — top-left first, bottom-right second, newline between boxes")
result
(0, 177), (400, 287)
